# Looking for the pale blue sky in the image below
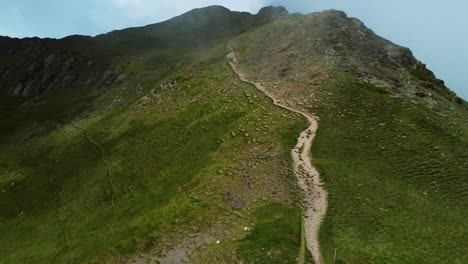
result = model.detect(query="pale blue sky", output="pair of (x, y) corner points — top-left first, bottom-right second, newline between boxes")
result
(0, 0), (466, 99)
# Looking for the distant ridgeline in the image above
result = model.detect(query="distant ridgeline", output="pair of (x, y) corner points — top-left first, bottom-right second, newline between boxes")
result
(0, 5), (288, 97)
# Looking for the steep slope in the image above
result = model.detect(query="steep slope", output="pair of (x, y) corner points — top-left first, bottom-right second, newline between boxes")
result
(0, 6), (312, 264)
(229, 51), (327, 264)
(0, 49), (306, 264)
(231, 10), (467, 263)
(1, 5), (467, 264)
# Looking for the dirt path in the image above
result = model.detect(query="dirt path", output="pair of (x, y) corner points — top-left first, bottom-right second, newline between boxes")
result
(228, 52), (328, 264)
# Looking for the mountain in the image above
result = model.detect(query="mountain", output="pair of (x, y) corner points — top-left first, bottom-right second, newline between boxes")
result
(0, 5), (287, 97)
(230, 10), (467, 263)
(0, 5), (466, 264)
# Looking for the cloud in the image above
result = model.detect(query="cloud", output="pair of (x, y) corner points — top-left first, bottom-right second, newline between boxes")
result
(108, 0), (267, 20)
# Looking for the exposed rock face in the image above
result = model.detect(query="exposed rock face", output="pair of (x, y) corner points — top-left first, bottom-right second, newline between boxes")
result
(256, 6), (289, 22)
(231, 9), (464, 104)
(0, 36), (101, 97)
(11, 56), (78, 97)
(0, 5), (288, 97)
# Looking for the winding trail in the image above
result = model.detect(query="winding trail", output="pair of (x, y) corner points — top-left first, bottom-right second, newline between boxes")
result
(228, 52), (328, 264)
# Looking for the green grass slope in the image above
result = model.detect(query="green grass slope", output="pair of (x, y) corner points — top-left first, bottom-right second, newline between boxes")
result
(231, 10), (468, 264)
(312, 75), (467, 263)
(1, 6), (466, 264)
(0, 44), (309, 263)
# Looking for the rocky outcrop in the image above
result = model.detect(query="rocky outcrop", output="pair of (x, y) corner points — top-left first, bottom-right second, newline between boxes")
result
(11, 56), (78, 96)
(0, 36), (101, 97)
(256, 6), (289, 23)
(231, 9), (465, 105)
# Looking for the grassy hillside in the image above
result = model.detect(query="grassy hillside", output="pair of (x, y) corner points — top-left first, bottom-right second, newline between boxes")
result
(1, 5), (467, 264)
(312, 74), (467, 263)
(231, 11), (468, 264)
(0, 44), (310, 263)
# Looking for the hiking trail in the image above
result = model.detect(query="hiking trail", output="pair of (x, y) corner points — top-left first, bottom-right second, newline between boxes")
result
(228, 51), (328, 264)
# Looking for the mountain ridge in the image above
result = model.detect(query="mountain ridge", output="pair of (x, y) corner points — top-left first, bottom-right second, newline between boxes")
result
(230, 9), (467, 262)
(0, 5), (288, 97)
(0, 6), (464, 104)
(232, 9), (465, 106)
(0, 5), (466, 264)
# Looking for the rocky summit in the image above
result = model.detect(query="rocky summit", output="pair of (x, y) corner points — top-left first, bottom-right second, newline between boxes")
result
(0, 5), (466, 264)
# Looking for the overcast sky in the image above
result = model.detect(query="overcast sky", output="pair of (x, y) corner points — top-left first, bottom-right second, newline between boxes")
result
(0, 0), (466, 99)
